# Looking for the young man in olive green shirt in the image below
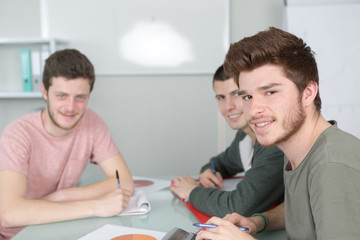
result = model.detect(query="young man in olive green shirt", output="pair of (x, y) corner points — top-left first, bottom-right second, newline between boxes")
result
(196, 27), (360, 240)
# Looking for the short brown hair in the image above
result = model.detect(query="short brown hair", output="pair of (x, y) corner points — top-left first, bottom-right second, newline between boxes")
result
(224, 27), (321, 112)
(212, 65), (231, 87)
(42, 49), (95, 92)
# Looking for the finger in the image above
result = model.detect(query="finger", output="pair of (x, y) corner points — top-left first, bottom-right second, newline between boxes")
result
(199, 175), (214, 188)
(119, 193), (130, 205)
(225, 212), (243, 222)
(170, 185), (180, 195)
(223, 213), (233, 221)
(206, 179), (218, 188)
(205, 216), (225, 226)
(196, 229), (218, 240)
(215, 172), (223, 182)
(209, 174), (222, 188)
(121, 188), (133, 197)
(172, 176), (184, 186)
(185, 176), (195, 181)
(201, 177), (214, 188)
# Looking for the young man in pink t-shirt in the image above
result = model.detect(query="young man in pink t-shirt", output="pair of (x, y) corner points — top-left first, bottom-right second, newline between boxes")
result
(0, 49), (134, 239)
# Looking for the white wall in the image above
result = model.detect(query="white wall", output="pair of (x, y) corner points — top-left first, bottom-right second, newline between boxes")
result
(225, 0), (284, 145)
(0, 0), (284, 176)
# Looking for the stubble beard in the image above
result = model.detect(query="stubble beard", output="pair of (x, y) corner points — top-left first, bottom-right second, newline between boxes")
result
(47, 102), (81, 131)
(272, 99), (306, 147)
(252, 99), (306, 148)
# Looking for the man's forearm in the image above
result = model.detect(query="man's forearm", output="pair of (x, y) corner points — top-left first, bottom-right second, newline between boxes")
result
(1, 188), (129, 228)
(1, 198), (95, 228)
(43, 177), (118, 202)
(250, 202), (285, 232)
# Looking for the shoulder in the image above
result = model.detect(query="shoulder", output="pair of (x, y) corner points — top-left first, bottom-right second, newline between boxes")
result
(310, 125), (360, 170)
(235, 129), (247, 141)
(83, 108), (101, 120)
(1, 112), (41, 137)
(76, 109), (110, 136)
(254, 141), (283, 157)
(81, 109), (107, 126)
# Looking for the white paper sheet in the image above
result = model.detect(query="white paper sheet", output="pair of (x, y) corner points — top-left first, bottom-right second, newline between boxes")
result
(78, 224), (166, 240)
(133, 176), (170, 193)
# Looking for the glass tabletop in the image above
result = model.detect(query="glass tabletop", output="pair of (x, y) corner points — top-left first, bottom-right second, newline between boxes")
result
(12, 173), (286, 240)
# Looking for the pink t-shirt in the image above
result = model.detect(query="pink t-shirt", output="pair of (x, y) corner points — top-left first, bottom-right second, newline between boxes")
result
(0, 109), (119, 239)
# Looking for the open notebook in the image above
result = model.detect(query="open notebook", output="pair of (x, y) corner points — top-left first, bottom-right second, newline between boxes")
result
(117, 176), (171, 215)
(118, 189), (151, 215)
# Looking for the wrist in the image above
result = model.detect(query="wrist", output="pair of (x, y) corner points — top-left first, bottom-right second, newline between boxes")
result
(251, 213), (268, 233)
(43, 190), (66, 202)
(186, 185), (199, 201)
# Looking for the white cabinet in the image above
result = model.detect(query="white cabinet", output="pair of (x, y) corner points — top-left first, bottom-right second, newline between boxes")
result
(0, 38), (66, 99)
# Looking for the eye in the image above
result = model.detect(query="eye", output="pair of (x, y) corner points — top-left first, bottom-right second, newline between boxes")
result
(57, 94), (65, 99)
(243, 95), (252, 101)
(76, 95), (87, 101)
(266, 90), (276, 95)
(216, 96), (225, 101)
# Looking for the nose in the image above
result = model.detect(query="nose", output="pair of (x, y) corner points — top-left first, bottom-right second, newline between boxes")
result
(225, 96), (237, 111)
(64, 97), (76, 112)
(247, 96), (265, 117)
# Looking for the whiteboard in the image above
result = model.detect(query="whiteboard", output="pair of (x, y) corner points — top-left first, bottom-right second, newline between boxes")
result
(285, 2), (360, 138)
(42, 0), (229, 75)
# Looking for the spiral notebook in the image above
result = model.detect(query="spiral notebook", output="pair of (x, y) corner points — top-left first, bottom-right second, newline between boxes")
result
(118, 189), (151, 215)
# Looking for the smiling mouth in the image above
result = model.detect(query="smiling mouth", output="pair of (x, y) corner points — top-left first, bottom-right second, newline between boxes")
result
(255, 121), (274, 127)
(61, 113), (77, 119)
(229, 114), (241, 119)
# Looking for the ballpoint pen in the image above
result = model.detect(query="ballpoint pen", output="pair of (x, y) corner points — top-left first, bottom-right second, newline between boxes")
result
(193, 223), (249, 232)
(211, 161), (218, 187)
(116, 170), (121, 189)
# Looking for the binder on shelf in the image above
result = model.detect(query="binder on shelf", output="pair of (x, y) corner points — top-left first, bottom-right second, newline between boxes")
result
(31, 50), (41, 92)
(20, 49), (33, 92)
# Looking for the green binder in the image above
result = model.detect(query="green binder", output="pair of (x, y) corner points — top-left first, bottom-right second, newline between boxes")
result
(20, 49), (33, 92)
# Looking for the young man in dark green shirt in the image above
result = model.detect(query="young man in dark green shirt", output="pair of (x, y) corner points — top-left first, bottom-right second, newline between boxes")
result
(171, 66), (284, 217)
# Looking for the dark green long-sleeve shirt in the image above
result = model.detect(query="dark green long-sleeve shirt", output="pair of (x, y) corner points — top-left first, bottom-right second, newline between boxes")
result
(189, 130), (284, 217)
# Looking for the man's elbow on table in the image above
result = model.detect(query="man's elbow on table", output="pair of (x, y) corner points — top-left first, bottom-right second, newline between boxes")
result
(0, 209), (18, 228)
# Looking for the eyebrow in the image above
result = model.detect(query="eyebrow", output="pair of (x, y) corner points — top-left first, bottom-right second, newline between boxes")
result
(238, 82), (283, 96)
(54, 91), (89, 97)
(215, 89), (239, 98)
(230, 89), (239, 95)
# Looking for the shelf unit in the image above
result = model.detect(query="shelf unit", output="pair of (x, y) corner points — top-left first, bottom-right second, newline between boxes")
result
(0, 91), (42, 99)
(0, 38), (66, 99)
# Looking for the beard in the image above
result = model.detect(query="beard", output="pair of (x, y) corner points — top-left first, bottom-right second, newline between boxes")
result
(253, 98), (306, 148)
(272, 99), (306, 147)
(47, 101), (82, 131)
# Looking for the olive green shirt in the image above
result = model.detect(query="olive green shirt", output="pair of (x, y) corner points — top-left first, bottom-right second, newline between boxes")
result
(284, 122), (360, 240)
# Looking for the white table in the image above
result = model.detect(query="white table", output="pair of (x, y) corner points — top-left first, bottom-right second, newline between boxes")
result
(12, 170), (286, 239)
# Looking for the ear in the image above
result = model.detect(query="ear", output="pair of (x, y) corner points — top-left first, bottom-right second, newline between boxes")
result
(40, 83), (48, 101)
(302, 81), (318, 107)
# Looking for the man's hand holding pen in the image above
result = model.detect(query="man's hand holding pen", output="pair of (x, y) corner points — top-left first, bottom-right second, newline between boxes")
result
(199, 168), (223, 189)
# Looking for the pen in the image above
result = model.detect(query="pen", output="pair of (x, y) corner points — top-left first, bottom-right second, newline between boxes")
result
(193, 223), (249, 232)
(116, 170), (121, 189)
(211, 161), (218, 187)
